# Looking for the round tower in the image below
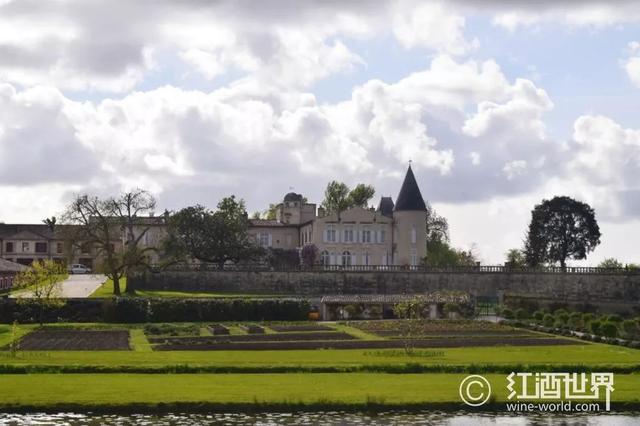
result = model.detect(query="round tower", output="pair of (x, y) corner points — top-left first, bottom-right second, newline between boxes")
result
(392, 165), (427, 266)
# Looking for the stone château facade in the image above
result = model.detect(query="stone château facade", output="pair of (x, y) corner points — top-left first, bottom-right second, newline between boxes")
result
(247, 165), (428, 266)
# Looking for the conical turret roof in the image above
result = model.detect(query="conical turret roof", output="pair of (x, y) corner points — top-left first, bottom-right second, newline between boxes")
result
(394, 165), (427, 211)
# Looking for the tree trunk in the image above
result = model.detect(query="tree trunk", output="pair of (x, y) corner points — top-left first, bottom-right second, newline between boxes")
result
(112, 276), (121, 296)
(125, 273), (136, 295)
(560, 258), (566, 270)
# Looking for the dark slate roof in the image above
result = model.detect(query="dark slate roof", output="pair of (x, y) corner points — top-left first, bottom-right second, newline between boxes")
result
(321, 292), (470, 305)
(377, 197), (394, 218)
(394, 166), (427, 211)
(0, 224), (54, 240)
(284, 192), (303, 202)
(0, 258), (27, 273)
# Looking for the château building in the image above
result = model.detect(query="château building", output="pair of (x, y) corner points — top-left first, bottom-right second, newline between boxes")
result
(247, 165), (428, 266)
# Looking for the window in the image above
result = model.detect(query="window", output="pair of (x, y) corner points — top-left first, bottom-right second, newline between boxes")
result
(361, 226), (372, 243)
(343, 227), (354, 243)
(341, 251), (352, 266)
(379, 229), (386, 243)
(257, 233), (270, 248)
(362, 251), (370, 266)
(325, 225), (337, 242)
(21, 242), (29, 252)
(411, 227), (417, 244)
(321, 250), (330, 266)
(56, 242), (63, 254)
(381, 252), (388, 266)
(5, 242), (14, 253)
(35, 242), (47, 253)
(410, 249), (418, 266)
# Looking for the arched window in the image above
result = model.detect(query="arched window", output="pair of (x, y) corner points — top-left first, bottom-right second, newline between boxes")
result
(342, 251), (351, 266)
(321, 250), (330, 266)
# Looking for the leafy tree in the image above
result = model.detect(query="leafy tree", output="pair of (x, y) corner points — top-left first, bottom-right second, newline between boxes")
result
(166, 196), (262, 269)
(13, 259), (66, 325)
(425, 240), (479, 267)
(347, 184), (376, 208)
(393, 296), (430, 355)
(321, 181), (351, 217)
(505, 248), (526, 268)
(321, 181), (375, 217)
(524, 196), (601, 268)
(266, 248), (300, 269)
(264, 203), (278, 220)
(425, 201), (449, 243)
(42, 216), (57, 232)
(598, 258), (624, 269)
(61, 189), (157, 295)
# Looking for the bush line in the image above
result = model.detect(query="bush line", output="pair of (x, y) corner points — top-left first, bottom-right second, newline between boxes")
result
(0, 362), (638, 375)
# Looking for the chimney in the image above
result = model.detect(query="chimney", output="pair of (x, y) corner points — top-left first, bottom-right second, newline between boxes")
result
(317, 207), (325, 218)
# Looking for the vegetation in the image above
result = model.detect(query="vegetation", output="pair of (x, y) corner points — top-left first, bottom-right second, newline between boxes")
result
(524, 196), (601, 268)
(300, 244), (318, 267)
(12, 260), (67, 325)
(320, 181), (375, 217)
(61, 189), (157, 295)
(505, 248), (526, 267)
(392, 297), (431, 355)
(164, 196), (262, 269)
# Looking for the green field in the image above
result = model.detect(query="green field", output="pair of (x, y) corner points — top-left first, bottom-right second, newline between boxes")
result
(0, 373), (637, 410)
(1, 320), (639, 411)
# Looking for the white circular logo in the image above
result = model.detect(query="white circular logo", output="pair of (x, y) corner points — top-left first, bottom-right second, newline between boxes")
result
(459, 374), (492, 407)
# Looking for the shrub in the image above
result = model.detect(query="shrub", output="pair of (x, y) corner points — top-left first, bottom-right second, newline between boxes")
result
(555, 312), (569, 326)
(600, 321), (618, 338)
(501, 308), (514, 320)
(622, 319), (639, 340)
(589, 320), (601, 336)
(553, 309), (568, 316)
(606, 314), (623, 323)
(533, 310), (544, 322)
(582, 313), (594, 325)
(543, 314), (555, 327)
(514, 308), (527, 320)
(568, 312), (582, 329)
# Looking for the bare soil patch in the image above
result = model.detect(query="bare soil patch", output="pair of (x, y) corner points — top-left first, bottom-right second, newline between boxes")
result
(13, 330), (130, 351)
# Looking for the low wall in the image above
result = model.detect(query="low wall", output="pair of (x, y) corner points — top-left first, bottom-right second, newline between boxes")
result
(133, 270), (640, 313)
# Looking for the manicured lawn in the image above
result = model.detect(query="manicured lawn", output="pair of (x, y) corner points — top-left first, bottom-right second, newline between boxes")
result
(0, 373), (638, 409)
(2, 343), (639, 368)
(90, 279), (284, 298)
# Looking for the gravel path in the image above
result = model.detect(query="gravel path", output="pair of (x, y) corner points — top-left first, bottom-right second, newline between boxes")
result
(11, 274), (106, 298)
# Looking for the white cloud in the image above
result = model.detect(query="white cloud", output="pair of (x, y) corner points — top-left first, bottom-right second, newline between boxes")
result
(624, 41), (640, 88)
(392, 1), (476, 54)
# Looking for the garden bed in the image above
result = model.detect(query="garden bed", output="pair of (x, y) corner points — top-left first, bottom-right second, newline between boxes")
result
(148, 331), (356, 345)
(240, 324), (265, 334)
(153, 337), (583, 351)
(268, 324), (334, 332)
(349, 320), (516, 336)
(11, 329), (131, 351)
(209, 324), (230, 335)
(143, 323), (201, 337)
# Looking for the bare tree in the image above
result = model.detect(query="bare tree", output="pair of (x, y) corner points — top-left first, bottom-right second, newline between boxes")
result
(13, 259), (66, 325)
(61, 189), (156, 295)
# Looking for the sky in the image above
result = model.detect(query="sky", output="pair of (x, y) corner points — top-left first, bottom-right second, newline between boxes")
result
(1, 0), (640, 265)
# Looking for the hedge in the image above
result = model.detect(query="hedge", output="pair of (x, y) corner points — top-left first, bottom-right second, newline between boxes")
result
(0, 298), (310, 324)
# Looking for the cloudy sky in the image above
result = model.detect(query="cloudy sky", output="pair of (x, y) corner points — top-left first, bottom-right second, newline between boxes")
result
(1, 0), (640, 264)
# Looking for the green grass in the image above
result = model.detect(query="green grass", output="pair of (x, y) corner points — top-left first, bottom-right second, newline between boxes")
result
(0, 373), (638, 409)
(90, 279), (284, 298)
(2, 343), (638, 368)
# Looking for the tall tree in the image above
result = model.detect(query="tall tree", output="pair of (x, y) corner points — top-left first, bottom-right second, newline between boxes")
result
(61, 189), (157, 295)
(425, 201), (449, 243)
(166, 196), (262, 269)
(347, 184), (376, 208)
(524, 196), (601, 268)
(505, 248), (526, 268)
(321, 181), (351, 217)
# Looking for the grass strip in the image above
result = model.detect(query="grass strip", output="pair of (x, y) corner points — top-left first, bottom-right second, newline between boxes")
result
(0, 373), (637, 412)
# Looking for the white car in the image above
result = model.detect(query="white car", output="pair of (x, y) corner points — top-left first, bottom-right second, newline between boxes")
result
(68, 264), (91, 274)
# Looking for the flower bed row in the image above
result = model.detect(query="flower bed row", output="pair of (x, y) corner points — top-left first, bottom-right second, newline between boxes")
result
(11, 330), (131, 351)
(148, 331), (356, 345)
(348, 320), (515, 334)
(152, 337), (583, 351)
(371, 330), (538, 337)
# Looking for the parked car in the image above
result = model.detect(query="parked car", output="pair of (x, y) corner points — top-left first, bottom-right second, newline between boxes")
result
(68, 264), (91, 274)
